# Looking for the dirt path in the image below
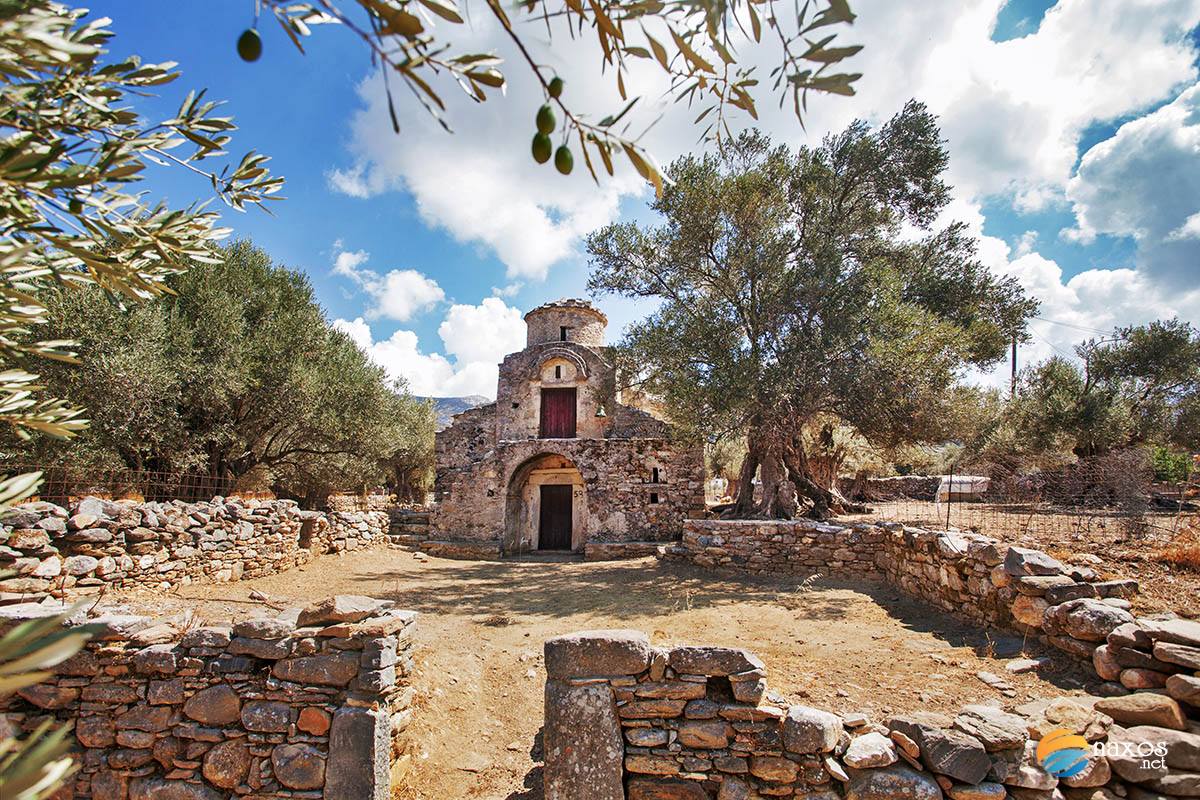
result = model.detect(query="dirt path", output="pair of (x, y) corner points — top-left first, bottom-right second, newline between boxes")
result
(112, 548), (1096, 800)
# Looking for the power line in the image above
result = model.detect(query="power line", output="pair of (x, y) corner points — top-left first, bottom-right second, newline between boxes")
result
(1031, 316), (1111, 336)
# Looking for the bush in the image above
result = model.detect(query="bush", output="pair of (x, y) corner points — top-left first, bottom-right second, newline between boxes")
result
(1151, 446), (1193, 483)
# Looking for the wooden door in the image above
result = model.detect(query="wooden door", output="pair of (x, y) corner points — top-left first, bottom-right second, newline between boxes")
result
(539, 388), (577, 438)
(538, 484), (573, 550)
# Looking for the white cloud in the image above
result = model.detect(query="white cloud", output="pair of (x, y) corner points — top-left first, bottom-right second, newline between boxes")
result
(330, 245), (445, 321)
(332, 297), (526, 398)
(332, 316), (372, 349)
(1066, 83), (1200, 285)
(438, 298), (526, 364)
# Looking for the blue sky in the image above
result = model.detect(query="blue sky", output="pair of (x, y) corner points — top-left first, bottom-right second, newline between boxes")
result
(91, 0), (1200, 397)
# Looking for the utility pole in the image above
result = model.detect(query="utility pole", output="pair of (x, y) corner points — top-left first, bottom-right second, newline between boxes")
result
(1010, 336), (1018, 399)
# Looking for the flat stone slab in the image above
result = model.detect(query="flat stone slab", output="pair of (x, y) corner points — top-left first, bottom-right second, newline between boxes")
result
(668, 645), (765, 676)
(544, 629), (652, 678)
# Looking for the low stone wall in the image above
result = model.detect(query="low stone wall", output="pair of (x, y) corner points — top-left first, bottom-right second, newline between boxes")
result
(836, 474), (941, 500)
(584, 541), (664, 561)
(0, 594), (417, 799)
(544, 629), (1200, 800)
(664, 519), (1143, 669)
(325, 494), (395, 513)
(0, 496), (389, 602)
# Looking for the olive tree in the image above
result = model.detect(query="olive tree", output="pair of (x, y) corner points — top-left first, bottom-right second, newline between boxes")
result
(589, 107), (1038, 519)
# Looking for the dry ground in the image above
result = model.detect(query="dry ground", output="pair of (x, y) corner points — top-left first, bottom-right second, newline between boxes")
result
(850, 501), (1200, 618)
(112, 548), (1099, 800)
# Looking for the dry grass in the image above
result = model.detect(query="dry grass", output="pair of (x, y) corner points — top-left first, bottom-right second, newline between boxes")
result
(1159, 521), (1200, 571)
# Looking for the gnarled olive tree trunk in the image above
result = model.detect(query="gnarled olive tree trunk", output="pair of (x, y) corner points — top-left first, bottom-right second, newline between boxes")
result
(727, 419), (868, 521)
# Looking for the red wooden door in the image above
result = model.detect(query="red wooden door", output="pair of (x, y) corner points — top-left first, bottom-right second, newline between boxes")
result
(538, 484), (573, 550)
(539, 388), (577, 438)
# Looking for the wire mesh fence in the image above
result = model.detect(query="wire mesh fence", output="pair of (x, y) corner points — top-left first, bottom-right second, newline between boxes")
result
(0, 463), (238, 506)
(837, 449), (1198, 543)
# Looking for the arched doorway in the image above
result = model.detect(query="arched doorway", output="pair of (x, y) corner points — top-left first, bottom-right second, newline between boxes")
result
(503, 453), (587, 555)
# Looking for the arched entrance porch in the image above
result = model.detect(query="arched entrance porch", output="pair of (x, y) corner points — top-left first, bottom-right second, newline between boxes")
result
(503, 453), (588, 555)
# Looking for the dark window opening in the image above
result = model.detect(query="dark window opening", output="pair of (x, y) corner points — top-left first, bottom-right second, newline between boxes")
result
(512, 402), (519, 409)
(649, 492), (659, 504)
(651, 467), (660, 483)
(554, 365), (562, 379)
(559, 326), (570, 341)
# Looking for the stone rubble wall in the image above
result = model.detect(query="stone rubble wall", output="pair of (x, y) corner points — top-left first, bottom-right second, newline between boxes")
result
(664, 520), (1145, 672)
(324, 494), (396, 514)
(835, 475), (942, 501)
(543, 629), (1200, 800)
(0, 594), (417, 800)
(0, 496), (389, 603)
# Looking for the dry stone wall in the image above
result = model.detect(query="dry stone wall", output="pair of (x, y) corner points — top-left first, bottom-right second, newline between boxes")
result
(544, 629), (1200, 800)
(664, 520), (1143, 670)
(0, 497), (389, 602)
(0, 594), (416, 800)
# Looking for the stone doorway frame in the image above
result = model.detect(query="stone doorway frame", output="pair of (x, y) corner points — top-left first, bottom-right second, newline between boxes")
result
(503, 453), (588, 555)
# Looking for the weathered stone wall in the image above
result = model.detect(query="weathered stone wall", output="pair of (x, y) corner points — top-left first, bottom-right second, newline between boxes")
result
(325, 494), (395, 513)
(524, 298), (608, 348)
(0, 595), (416, 799)
(544, 629), (1200, 800)
(836, 474), (942, 500)
(664, 520), (1142, 669)
(0, 496), (389, 602)
(433, 437), (705, 548)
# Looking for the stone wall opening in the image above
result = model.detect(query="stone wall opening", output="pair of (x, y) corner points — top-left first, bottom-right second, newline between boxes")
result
(503, 453), (588, 554)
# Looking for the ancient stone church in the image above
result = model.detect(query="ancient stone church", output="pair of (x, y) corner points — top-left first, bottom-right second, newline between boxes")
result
(432, 299), (705, 555)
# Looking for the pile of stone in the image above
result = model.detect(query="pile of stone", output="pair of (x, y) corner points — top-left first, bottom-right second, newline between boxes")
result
(543, 629), (1200, 800)
(1091, 618), (1200, 708)
(0, 496), (390, 602)
(0, 594), (416, 800)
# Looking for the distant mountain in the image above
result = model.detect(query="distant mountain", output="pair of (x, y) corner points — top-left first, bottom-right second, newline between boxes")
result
(420, 395), (491, 429)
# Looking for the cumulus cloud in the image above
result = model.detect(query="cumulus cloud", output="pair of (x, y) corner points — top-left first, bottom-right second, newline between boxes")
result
(332, 298), (526, 398)
(1066, 83), (1200, 286)
(331, 245), (445, 321)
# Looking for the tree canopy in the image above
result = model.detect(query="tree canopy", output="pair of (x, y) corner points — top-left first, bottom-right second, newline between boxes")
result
(11, 240), (435, 505)
(0, 2), (282, 504)
(588, 104), (1038, 519)
(999, 318), (1200, 461)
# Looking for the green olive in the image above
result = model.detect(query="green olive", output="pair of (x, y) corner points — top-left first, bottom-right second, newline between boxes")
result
(548, 77), (564, 99)
(535, 104), (556, 136)
(237, 28), (262, 62)
(555, 145), (574, 175)
(531, 133), (553, 164)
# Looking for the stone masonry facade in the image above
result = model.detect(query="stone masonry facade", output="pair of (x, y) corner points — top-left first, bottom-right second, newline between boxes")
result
(544, 628), (1200, 800)
(0, 594), (417, 799)
(431, 299), (705, 557)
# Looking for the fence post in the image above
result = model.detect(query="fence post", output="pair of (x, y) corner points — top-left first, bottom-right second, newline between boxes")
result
(946, 463), (954, 530)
